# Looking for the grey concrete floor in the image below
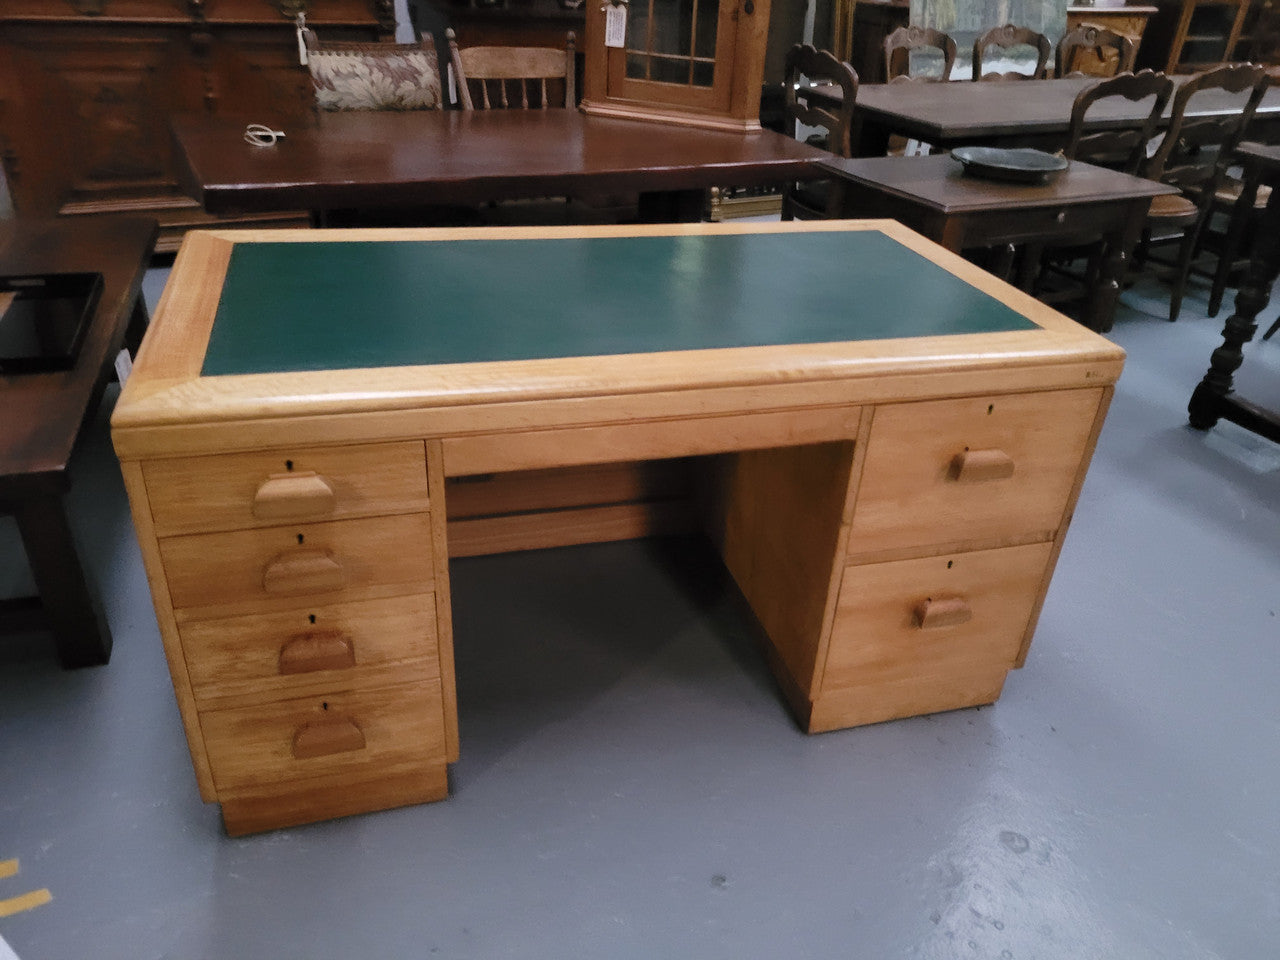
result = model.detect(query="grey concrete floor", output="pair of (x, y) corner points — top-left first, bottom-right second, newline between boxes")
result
(1, 264), (1278, 960)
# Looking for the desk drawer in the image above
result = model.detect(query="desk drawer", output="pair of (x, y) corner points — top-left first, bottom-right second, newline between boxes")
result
(848, 388), (1102, 556)
(161, 514), (434, 616)
(201, 682), (446, 796)
(142, 441), (430, 536)
(823, 541), (1053, 693)
(181, 594), (439, 707)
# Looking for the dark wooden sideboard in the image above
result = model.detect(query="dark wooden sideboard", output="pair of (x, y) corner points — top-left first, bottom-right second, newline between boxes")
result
(0, 0), (393, 253)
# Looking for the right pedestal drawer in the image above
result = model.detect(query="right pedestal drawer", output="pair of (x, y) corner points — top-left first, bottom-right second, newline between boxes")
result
(848, 388), (1105, 556)
(812, 542), (1054, 730)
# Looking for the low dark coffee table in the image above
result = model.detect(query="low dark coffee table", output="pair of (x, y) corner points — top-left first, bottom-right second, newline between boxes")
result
(0, 217), (157, 667)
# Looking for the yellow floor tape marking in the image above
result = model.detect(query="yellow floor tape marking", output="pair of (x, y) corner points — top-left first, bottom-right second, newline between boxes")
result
(0, 861), (16, 881)
(0, 889), (52, 918)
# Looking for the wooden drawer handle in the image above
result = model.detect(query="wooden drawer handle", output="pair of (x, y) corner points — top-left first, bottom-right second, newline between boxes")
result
(252, 471), (336, 520)
(262, 549), (345, 595)
(949, 449), (1015, 483)
(292, 716), (366, 759)
(914, 596), (973, 630)
(278, 630), (355, 675)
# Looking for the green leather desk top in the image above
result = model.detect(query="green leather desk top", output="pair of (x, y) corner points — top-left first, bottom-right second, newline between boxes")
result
(201, 232), (1037, 377)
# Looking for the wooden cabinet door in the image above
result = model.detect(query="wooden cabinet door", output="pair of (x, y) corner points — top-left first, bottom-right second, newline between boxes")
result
(582, 0), (770, 128)
(603, 0), (742, 114)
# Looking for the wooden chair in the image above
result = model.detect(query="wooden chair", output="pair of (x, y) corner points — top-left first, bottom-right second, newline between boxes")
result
(883, 26), (957, 82)
(1055, 24), (1137, 78)
(1138, 63), (1269, 322)
(972, 24), (1052, 81)
(301, 23), (444, 112)
(781, 44), (860, 220)
(1031, 71), (1175, 310)
(452, 31), (576, 110)
(1065, 69), (1174, 172)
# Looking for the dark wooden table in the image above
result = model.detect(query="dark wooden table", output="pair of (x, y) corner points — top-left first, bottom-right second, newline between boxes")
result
(1188, 142), (1280, 444)
(0, 217), (157, 667)
(171, 109), (831, 221)
(846, 76), (1280, 156)
(824, 152), (1177, 331)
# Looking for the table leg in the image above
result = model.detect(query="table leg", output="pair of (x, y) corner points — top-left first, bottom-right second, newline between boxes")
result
(853, 121), (891, 158)
(14, 492), (113, 668)
(1083, 198), (1149, 333)
(123, 294), (151, 359)
(1188, 185), (1280, 434)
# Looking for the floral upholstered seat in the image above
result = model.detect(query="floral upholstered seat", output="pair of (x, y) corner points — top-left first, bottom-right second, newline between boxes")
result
(304, 32), (443, 111)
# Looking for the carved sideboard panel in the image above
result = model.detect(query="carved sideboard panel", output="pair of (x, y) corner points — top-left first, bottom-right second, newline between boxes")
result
(0, 1), (391, 251)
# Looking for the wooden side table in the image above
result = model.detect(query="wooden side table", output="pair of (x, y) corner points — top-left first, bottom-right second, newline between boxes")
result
(0, 217), (157, 666)
(1188, 142), (1280, 444)
(823, 152), (1177, 331)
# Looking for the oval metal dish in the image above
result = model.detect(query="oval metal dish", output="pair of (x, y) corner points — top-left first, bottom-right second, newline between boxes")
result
(952, 146), (1069, 184)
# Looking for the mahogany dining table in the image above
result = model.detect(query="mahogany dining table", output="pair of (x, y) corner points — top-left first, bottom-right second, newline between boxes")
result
(170, 109), (831, 223)
(843, 76), (1280, 157)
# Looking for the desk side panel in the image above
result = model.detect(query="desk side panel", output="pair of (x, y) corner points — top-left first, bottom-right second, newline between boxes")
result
(118, 459), (217, 800)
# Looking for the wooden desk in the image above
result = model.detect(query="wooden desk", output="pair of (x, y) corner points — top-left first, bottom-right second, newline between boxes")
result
(850, 75), (1280, 155)
(1188, 142), (1280, 443)
(111, 221), (1125, 835)
(170, 110), (830, 223)
(1, 216), (157, 666)
(823, 153), (1178, 331)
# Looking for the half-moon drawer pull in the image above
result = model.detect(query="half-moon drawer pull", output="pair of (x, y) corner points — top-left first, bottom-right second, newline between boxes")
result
(262, 549), (345, 595)
(949, 449), (1015, 483)
(914, 596), (973, 630)
(292, 717), (366, 759)
(278, 630), (355, 674)
(252, 471), (336, 520)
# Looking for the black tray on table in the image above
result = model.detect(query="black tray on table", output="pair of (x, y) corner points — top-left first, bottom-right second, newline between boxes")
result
(952, 146), (1069, 184)
(0, 272), (104, 374)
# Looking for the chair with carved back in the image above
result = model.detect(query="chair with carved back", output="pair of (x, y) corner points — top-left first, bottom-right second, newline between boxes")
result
(883, 26), (957, 82)
(1138, 63), (1269, 322)
(1055, 24), (1137, 78)
(301, 21), (445, 112)
(972, 24), (1052, 81)
(452, 31), (576, 110)
(1030, 71), (1175, 311)
(781, 44), (860, 220)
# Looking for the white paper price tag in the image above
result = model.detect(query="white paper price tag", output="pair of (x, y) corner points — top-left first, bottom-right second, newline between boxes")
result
(604, 4), (627, 48)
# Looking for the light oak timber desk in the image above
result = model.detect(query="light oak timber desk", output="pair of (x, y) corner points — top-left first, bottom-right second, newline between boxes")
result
(111, 221), (1126, 835)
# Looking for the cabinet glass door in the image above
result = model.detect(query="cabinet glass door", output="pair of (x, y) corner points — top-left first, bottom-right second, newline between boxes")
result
(605, 0), (740, 112)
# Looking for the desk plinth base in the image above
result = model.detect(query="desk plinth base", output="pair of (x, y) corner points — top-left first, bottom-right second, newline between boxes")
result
(220, 764), (449, 837)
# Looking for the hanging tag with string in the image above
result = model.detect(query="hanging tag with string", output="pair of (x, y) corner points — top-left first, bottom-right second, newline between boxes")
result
(604, 0), (628, 49)
(295, 12), (308, 66)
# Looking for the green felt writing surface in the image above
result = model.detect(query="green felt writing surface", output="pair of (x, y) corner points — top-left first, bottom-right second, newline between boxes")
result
(200, 232), (1038, 376)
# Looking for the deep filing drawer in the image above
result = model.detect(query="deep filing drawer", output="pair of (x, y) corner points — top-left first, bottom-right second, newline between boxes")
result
(200, 682), (446, 796)
(180, 594), (439, 706)
(160, 514), (434, 616)
(848, 388), (1102, 555)
(823, 541), (1053, 693)
(142, 441), (430, 536)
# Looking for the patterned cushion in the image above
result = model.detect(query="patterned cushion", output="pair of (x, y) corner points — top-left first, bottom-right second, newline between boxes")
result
(305, 34), (442, 111)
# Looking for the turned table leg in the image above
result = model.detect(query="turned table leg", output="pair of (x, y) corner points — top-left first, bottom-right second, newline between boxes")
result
(1188, 173), (1280, 433)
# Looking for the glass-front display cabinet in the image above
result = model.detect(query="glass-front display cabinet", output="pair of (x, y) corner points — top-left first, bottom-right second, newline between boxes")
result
(581, 0), (772, 130)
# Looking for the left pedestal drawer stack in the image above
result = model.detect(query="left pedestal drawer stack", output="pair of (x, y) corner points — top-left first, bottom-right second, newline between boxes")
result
(124, 440), (451, 836)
